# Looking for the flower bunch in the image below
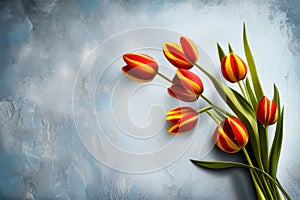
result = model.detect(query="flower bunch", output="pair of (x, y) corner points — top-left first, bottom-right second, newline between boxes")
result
(121, 24), (290, 200)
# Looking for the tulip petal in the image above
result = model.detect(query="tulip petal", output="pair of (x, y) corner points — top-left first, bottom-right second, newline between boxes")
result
(268, 101), (278, 124)
(180, 36), (198, 64)
(122, 66), (155, 82)
(166, 107), (196, 122)
(123, 53), (158, 69)
(233, 54), (247, 80)
(163, 42), (193, 69)
(166, 107), (190, 120)
(123, 53), (158, 73)
(213, 126), (240, 153)
(166, 106), (198, 134)
(228, 117), (249, 147)
(168, 86), (199, 102)
(176, 69), (204, 94)
(168, 113), (198, 134)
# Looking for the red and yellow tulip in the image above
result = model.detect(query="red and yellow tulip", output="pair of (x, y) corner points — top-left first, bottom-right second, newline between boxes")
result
(163, 36), (198, 69)
(168, 69), (204, 102)
(166, 106), (198, 134)
(256, 96), (278, 125)
(221, 53), (248, 83)
(122, 53), (159, 82)
(213, 117), (248, 153)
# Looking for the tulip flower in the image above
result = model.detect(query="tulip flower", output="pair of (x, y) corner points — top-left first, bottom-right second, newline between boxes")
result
(163, 36), (198, 69)
(166, 106), (198, 134)
(213, 117), (249, 153)
(221, 53), (248, 83)
(256, 96), (278, 125)
(121, 53), (159, 82)
(168, 69), (204, 102)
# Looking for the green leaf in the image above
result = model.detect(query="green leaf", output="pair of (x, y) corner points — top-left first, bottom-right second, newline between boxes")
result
(269, 85), (283, 179)
(228, 43), (234, 53)
(191, 159), (250, 169)
(272, 84), (281, 111)
(243, 23), (264, 100)
(190, 159), (291, 200)
(217, 43), (226, 63)
(245, 77), (257, 107)
(195, 64), (263, 167)
(258, 123), (269, 172)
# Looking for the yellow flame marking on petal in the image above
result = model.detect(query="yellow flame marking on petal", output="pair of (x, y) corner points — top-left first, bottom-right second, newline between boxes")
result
(217, 126), (240, 151)
(176, 70), (201, 92)
(228, 118), (248, 145)
(225, 54), (238, 82)
(125, 57), (156, 74)
(122, 70), (152, 82)
(232, 54), (246, 80)
(168, 123), (178, 134)
(178, 115), (198, 128)
(163, 43), (191, 67)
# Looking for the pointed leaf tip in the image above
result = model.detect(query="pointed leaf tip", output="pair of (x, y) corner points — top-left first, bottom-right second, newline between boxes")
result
(243, 23), (264, 99)
(228, 43), (234, 53)
(217, 43), (226, 63)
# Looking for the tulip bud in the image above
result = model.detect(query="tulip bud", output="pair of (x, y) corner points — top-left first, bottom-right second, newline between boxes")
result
(213, 117), (249, 153)
(163, 36), (198, 69)
(166, 106), (198, 134)
(256, 96), (278, 125)
(122, 53), (159, 82)
(180, 36), (198, 64)
(221, 53), (248, 83)
(168, 69), (204, 102)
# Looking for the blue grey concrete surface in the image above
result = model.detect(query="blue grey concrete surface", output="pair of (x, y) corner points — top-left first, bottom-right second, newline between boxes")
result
(0, 0), (299, 199)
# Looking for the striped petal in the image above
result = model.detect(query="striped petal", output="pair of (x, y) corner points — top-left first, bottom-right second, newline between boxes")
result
(213, 125), (241, 153)
(256, 96), (278, 125)
(166, 106), (197, 122)
(176, 69), (204, 94)
(227, 117), (249, 147)
(168, 86), (199, 102)
(180, 36), (198, 64)
(122, 53), (158, 82)
(122, 66), (155, 82)
(213, 117), (248, 153)
(221, 53), (248, 83)
(123, 53), (158, 70)
(163, 42), (193, 69)
(166, 106), (198, 134)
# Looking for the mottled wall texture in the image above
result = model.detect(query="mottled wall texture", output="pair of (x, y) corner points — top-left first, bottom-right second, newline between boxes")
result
(0, 0), (299, 199)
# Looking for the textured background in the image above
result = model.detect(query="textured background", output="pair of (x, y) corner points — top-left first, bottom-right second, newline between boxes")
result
(0, 0), (300, 199)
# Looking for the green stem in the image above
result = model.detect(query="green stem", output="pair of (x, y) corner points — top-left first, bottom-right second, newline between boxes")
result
(243, 148), (275, 200)
(206, 111), (221, 124)
(157, 72), (172, 83)
(238, 81), (247, 99)
(251, 159), (291, 199)
(197, 106), (212, 114)
(200, 94), (233, 117)
(262, 126), (280, 199)
(242, 80), (254, 108)
(242, 148), (267, 200)
(261, 125), (269, 172)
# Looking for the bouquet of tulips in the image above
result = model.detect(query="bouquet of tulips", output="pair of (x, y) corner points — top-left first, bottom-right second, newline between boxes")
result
(121, 24), (290, 200)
